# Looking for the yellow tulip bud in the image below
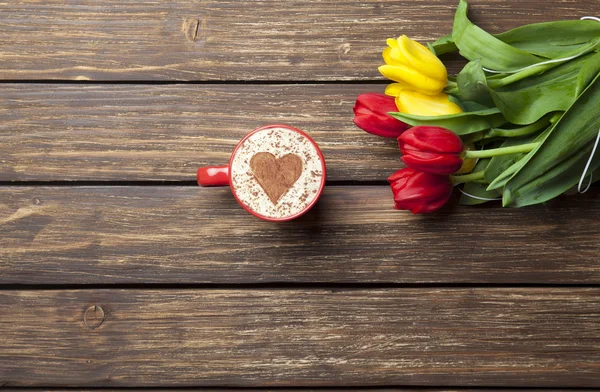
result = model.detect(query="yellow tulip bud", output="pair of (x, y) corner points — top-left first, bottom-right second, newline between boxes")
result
(395, 90), (463, 117)
(380, 35), (448, 96)
(456, 144), (478, 174)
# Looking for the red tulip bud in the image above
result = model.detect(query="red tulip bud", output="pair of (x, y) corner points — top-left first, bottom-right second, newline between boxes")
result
(388, 168), (452, 214)
(353, 93), (408, 138)
(398, 126), (464, 174)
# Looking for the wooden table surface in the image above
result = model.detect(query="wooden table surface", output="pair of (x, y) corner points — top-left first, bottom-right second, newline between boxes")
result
(1, 0), (599, 390)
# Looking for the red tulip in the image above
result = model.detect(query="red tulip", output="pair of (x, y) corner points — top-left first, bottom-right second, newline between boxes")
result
(388, 168), (453, 214)
(353, 93), (408, 138)
(398, 126), (464, 174)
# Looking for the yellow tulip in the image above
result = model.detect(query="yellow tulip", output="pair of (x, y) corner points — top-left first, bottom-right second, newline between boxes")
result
(384, 82), (405, 97)
(455, 144), (478, 174)
(379, 35), (448, 96)
(395, 90), (463, 117)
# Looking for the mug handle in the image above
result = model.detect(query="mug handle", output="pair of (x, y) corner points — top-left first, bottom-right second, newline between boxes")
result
(197, 165), (230, 186)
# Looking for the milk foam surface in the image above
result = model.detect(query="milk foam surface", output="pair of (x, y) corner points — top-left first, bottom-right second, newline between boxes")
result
(231, 127), (324, 219)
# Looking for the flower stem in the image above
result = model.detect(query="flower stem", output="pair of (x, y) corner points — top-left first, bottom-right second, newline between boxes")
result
(450, 170), (485, 185)
(444, 80), (459, 96)
(487, 66), (546, 88)
(464, 142), (539, 159)
(467, 115), (552, 142)
(446, 80), (458, 89)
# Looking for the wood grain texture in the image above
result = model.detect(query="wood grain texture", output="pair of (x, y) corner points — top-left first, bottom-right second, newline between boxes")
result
(6, 390), (597, 392)
(0, 0), (596, 80)
(5, 390), (594, 392)
(2, 289), (600, 387)
(0, 84), (400, 182)
(1, 186), (598, 284)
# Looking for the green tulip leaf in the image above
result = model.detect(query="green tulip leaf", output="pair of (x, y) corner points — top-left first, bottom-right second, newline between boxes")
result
(576, 50), (600, 95)
(504, 143), (598, 207)
(388, 108), (506, 135)
(459, 158), (501, 205)
(486, 124), (555, 191)
(485, 44), (600, 91)
(430, 33), (457, 56)
(436, 14), (600, 59)
(487, 158), (527, 191)
(495, 20), (600, 58)
(496, 20), (600, 46)
(457, 59), (494, 107)
(452, 0), (543, 71)
(513, 36), (600, 61)
(488, 52), (600, 124)
(448, 96), (491, 112)
(484, 130), (548, 184)
(502, 72), (600, 207)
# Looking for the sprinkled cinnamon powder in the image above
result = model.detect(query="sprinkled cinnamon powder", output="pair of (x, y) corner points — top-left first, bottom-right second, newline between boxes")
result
(231, 127), (324, 219)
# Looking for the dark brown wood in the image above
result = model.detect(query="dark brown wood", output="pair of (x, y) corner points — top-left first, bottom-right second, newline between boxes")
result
(3, 390), (595, 392)
(1, 186), (598, 284)
(0, 0), (595, 80)
(3, 1), (600, 388)
(2, 288), (600, 387)
(0, 84), (400, 182)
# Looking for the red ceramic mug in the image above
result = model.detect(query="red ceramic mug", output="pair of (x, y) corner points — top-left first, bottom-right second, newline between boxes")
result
(197, 124), (326, 222)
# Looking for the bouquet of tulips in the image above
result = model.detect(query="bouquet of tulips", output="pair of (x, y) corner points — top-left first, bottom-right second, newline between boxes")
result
(354, 0), (600, 213)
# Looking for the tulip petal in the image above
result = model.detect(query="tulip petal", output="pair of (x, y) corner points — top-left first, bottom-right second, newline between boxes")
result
(401, 153), (463, 175)
(388, 45), (406, 65)
(397, 35), (448, 81)
(382, 47), (395, 65)
(395, 90), (463, 116)
(379, 65), (447, 96)
(383, 38), (404, 66)
(384, 82), (411, 97)
(388, 168), (453, 214)
(353, 93), (408, 138)
(388, 168), (410, 183)
(386, 38), (399, 49)
(399, 126), (464, 154)
(379, 35), (449, 96)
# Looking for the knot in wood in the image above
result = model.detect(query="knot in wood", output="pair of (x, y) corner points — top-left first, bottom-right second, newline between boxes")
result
(84, 305), (105, 330)
(337, 43), (352, 62)
(182, 17), (200, 42)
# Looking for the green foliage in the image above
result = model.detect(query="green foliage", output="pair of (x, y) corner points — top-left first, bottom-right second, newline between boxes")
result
(389, 108), (506, 135)
(502, 74), (600, 207)
(459, 158), (501, 205)
(439, 0), (600, 207)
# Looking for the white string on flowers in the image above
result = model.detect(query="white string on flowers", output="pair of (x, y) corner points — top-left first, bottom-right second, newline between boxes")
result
(454, 145), (502, 202)
(482, 53), (585, 74)
(457, 186), (502, 201)
(482, 16), (600, 74)
(578, 128), (600, 194)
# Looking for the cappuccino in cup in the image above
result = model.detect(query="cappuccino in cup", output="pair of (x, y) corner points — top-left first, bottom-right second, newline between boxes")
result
(230, 126), (325, 220)
(197, 125), (326, 221)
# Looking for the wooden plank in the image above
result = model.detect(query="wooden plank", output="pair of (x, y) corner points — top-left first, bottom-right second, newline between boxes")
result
(2, 288), (600, 387)
(5, 390), (597, 392)
(0, 0), (595, 80)
(2, 390), (596, 392)
(0, 84), (400, 182)
(1, 186), (598, 284)
(4, 390), (594, 392)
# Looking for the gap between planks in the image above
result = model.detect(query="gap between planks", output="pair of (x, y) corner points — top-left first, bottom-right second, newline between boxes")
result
(2, 388), (600, 391)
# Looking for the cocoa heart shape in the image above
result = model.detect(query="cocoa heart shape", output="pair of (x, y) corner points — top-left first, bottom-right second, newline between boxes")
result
(249, 152), (303, 204)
